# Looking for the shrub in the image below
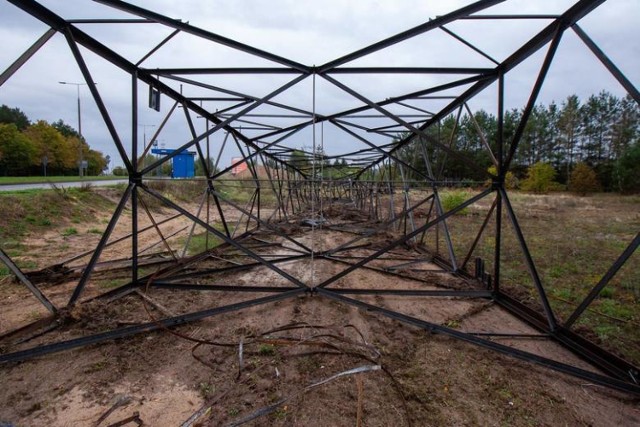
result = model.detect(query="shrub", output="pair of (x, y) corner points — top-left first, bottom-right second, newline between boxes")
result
(487, 166), (519, 190)
(520, 162), (558, 194)
(440, 190), (470, 214)
(112, 166), (128, 176)
(569, 163), (601, 196)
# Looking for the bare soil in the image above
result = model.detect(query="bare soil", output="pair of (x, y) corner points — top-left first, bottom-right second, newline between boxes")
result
(0, 193), (639, 426)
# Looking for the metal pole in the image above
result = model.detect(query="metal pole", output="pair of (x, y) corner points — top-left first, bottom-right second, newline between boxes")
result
(59, 81), (88, 177)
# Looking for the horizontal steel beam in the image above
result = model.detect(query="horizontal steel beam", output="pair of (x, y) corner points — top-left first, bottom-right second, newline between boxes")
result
(316, 288), (640, 395)
(0, 289), (304, 364)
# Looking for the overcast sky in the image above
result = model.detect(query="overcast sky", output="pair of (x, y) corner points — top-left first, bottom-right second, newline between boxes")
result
(0, 0), (638, 170)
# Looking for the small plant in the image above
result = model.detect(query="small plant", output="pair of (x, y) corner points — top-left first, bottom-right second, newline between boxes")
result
(440, 190), (470, 215)
(271, 407), (287, 420)
(198, 382), (214, 398)
(521, 162), (558, 194)
(78, 183), (94, 193)
(228, 407), (240, 417)
(49, 182), (72, 200)
(445, 319), (460, 329)
(599, 287), (614, 299)
(88, 228), (102, 234)
(569, 163), (601, 196)
(258, 344), (276, 356)
(98, 279), (125, 289)
(62, 227), (78, 236)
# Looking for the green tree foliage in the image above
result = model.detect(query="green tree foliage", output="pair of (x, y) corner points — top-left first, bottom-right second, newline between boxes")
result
(520, 162), (558, 193)
(614, 142), (640, 194)
(195, 156), (218, 177)
(52, 119), (82, 140)
(569, 163), (601, 196)
(289, 149), (310, 174)
(112, 166), (128, 176)
(0, 105), (30, 131)
(0, 108), (108, 177)
(392, 91), (638, 192)
(24, 121), (77, 173)
(85, 149), (108, 175)
(0, 124), (37, 175)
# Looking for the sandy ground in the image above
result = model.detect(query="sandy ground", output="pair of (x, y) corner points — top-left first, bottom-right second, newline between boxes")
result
(1, 197), (639, 426)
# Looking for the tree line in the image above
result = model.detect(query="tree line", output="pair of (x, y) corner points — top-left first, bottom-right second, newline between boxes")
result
(0, 105), (108, 176)
(396, 91), (639, 193)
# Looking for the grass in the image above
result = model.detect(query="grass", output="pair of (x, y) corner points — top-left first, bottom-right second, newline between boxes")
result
(96, 279), (128, 289)
(180, 222), (228, 255)
(0, 259), (37, 277)
(62, 227), (78, 237)
(258, 344), (276, 356)
(198, 382), (215, 399)
(439, 189), (470, 214)
(0, 175), (124, 185)
(432, 191), (640, 365)
(0, 186), (116, 241)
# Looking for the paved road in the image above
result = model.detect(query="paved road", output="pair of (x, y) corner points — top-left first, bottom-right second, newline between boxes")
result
(0, 179), (128, 192)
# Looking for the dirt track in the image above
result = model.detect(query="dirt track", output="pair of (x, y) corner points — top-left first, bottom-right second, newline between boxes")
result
(1, 202), (639, 426)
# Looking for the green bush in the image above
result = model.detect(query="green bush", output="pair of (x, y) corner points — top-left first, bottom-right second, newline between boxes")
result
(440, 190), (470, 214)
(569, 163), (601, 196)
(521, 162), (558, 193)
(112, 166), (128, 176)
(487, 166), (519, 189)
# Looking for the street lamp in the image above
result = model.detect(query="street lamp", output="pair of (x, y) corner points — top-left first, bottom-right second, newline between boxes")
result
(138, 123), (156, 170)
(59, 81), (88, 177)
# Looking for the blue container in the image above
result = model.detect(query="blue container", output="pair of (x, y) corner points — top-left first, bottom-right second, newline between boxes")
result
(151, 148), (196, 178)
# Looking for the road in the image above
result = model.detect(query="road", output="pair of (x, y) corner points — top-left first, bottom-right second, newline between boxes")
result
(0, 179), (128, 192)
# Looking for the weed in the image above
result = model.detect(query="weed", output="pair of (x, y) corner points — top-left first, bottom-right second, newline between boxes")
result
(198, 382), (215, 399)
(49, 182), (72, 200)
(547, 265), (567, 279)
(28, 310), (43, 321)
(88, 228), (103, 234)
(180, 224), (226, 255)
(228, 407), (240, 417)
(271, 407), (287, 420)
(62, 227), (78, 237)
(594, 325), (619, 341)
(78, 183), (94, 193)
(552, 288), (572, 301)
(440, 190), (470, 214)
(445, 319), (460, 328)
(599, 287), (614, 299)
(97, 279), (126, 289)
(258, 344), (276, 356)
(596, 299), (633, 319)
(498, 388), (513, 400)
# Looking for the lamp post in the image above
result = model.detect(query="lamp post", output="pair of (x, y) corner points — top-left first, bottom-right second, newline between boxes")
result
(138, 123), (156, 169)
(59, 81), (88, 177)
